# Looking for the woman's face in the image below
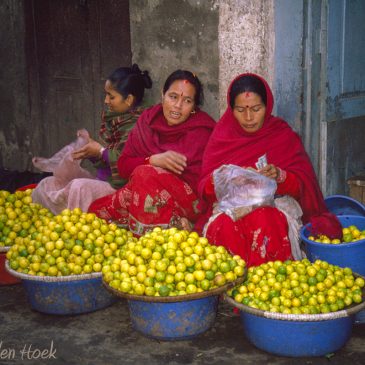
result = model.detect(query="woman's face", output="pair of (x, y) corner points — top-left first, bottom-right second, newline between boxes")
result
(104, 80), (132, 113)
(232, 91), (266, 133)
(162, 80), (196, 126)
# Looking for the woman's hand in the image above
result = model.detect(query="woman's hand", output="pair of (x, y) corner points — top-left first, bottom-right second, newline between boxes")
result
(72, 139), (103, 160)
(149, 151), (187, 174)
(258, 164), (279, 181)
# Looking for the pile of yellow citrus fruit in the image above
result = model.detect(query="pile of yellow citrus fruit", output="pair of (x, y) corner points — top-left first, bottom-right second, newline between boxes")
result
(308, 224), (365, 244)
(0, 189), (50, 248)
(229, 259), (364, 314)
(103, 227), (246, 297)
(6, 207), (135, 276)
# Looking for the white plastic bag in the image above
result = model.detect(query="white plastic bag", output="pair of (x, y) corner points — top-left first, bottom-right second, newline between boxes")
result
(213, 164), (277, 221)
(32, 129), (93, 181)
(31, 129), (96, 214)
(274, 196), (304, 260)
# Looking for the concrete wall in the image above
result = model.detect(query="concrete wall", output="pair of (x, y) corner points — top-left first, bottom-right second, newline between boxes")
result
(129, 0), (279, 119)
(218, 0), (275, 115)
(0, 0), (32, 171)
(129, 0), (220, 120)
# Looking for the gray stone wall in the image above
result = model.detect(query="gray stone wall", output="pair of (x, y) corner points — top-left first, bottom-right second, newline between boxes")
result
(129, 0), (220, 120)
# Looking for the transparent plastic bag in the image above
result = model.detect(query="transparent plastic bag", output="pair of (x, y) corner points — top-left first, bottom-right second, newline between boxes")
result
(32, 129), (93, 182)
(213, 164), (277, 221)
(31, 129), (95, 214)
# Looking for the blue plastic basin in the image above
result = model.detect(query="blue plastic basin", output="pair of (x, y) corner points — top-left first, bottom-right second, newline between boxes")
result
(128, 295), (219, 340)
(22, 275), (118, 315)
(301, 215), (365, 276)
(240, 312), (353, 357)
(301, 215), (365, 323)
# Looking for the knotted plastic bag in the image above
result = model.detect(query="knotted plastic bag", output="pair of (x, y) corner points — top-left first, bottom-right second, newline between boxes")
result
(213, 164), (277, 221)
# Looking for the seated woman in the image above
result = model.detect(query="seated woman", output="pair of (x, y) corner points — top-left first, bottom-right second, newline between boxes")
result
(197, 73), (342, 267)
(88, 70), (216, 236)
(32, 64), (152, 214)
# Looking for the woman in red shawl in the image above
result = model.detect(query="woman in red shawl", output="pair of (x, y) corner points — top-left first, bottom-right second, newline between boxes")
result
(89, 70), (216, 236)
(197, 73), (342, 267)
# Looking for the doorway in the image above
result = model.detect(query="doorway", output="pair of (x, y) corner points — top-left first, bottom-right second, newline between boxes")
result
(303, 0), (365, 195)
(25, 0), (131, 156)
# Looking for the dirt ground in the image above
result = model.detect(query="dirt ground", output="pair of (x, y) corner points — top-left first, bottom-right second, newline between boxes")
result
(1, 283), (365, 365)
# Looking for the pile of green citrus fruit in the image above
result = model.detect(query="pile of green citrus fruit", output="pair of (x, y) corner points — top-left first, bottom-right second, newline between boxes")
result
(103, 227), (246, 297)
(0, 189), (51, 248)
(308, 224), (365, 244)
(6, 207), (135, 276)
(229, 259), (364, 314)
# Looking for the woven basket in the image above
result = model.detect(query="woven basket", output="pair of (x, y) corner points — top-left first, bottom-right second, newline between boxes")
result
(103, 271), (246, 303)
(5, 260), (102, 282)
(224, 271), (365, 321)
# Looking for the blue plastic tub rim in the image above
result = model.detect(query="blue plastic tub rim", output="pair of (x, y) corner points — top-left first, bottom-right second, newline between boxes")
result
(324, 195), (365, 216)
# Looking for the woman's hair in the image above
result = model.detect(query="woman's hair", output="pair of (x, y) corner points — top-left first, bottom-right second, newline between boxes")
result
(107, 64), (152, 105)
(163, 70), (204, 106)
(229, 75), (267, 109)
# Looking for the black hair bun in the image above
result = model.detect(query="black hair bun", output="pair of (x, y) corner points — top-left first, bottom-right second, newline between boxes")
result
(131, 63), (142, 74)
(141, 70), (152, 89)
(131, 63), (152, 89)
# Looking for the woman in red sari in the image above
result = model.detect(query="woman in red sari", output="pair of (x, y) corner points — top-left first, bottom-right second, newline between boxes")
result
(89, 70), (216, 236)
(197, 73), (342, 267)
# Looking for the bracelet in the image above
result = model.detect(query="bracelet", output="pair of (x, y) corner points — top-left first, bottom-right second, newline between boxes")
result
(276, 167), (287, 184)
(99, 147), (106, 159)
(144, 156), (151, 165)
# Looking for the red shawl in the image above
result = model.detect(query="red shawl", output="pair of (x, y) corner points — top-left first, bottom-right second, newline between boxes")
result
(198, 73), (341, 238)
(118, 104), (216, 193)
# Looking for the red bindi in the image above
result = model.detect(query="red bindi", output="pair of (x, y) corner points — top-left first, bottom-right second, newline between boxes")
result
(245, 92), (251, 97)
(183, 79), (190, 84)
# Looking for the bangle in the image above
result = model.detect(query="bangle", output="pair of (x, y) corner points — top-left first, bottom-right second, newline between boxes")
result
(99, 147), (106, 159)
(144, 156), (151, 165)
(276, 167), (287, 184)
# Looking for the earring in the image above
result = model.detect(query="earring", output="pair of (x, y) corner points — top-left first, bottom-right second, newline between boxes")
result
(191, 110), (196, 114)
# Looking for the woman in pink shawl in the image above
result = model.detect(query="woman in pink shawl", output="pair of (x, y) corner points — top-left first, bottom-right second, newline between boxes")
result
(89, 70), (216, 236)
(197, 73), (342, 267)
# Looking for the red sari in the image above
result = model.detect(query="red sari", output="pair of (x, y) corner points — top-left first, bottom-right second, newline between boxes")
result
(197, 73), (341, 266)
(89, 104), (215, 236)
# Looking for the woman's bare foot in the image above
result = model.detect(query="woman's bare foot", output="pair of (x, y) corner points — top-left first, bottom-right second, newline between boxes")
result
(180, 217), (193, 231)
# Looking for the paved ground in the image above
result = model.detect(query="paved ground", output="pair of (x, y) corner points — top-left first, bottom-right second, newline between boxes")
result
(1, 284), (364, 365)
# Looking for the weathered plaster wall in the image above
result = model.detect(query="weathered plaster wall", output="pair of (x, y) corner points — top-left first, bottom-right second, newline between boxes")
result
(129, 0), (220, 120)
(0, 0), (32, 171)
(218, 0), (275, 114)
